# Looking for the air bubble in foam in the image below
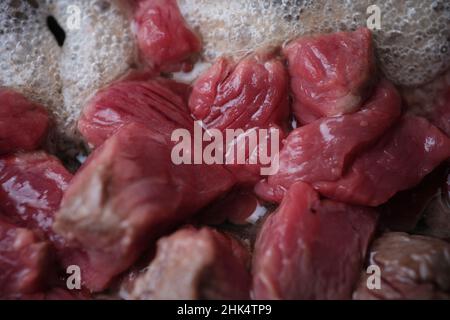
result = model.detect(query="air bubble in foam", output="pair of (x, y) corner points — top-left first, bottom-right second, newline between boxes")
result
(49, 0), (137, 139)
(178, 0), (450, 86)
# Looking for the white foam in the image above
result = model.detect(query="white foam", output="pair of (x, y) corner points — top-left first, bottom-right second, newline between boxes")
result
(51, 0), (137, 139)
(178, 0), (450, 86)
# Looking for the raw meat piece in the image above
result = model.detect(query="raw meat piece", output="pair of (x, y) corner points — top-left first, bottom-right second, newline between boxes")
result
(55, 123), (235, 292)
(134, 0), (201, 72)
(0, 152), (94, 287)
(0, 89), (49, 154)
(315, 116), (450, 206)
(0, 218), (53, 297)
(252, 182), (378, 300)
(256, 79), (401, 202)
(78, 78), (193, 148)
(417, 166), (450, 240)
(189, 52), (290, 183)
(122, 226), (250, 300)
(189, 52), (289, 132)
(283, 28), (375, 124)
(353, 232), (450, 300)
(0, 152), (72, 244)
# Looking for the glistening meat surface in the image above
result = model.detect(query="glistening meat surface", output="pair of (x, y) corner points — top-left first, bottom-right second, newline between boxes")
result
(252, 182), (378, 299)
(133, 0), (202, 72)
(256, 79), (401, 202)
(283, 28), (375, 124)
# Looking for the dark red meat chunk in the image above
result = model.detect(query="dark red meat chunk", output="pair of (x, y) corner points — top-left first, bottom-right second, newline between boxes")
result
(0, 89), (49, 155)
(252, 182), (378, 300)
(283, 28), (375, 124)
(0, 218), (53, 298)
(256, 79), (401, 202)
(55, 123), (235, 292)
(353, 232), (450, 300)
(134, 0), (201, 72)
(122, 226), (251, 299)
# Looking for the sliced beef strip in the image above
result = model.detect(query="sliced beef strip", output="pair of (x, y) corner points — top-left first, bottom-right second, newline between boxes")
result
(54, 123), (235, 292)
(133, 0), (202, 72)
(283, 27), (376, 124)
(252, 182), (378, 300)
(0, 218), (53, 298)
(0, 89), (50, 155)
(353, 232), (450, 300)
(121, 226), (251, 300)
(256, 79), (401, 202)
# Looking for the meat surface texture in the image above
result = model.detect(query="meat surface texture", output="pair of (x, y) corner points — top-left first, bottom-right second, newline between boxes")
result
(252, 182), (378, 300)
(315, 116), (450, 206)
(0, 89), (49, 155)
(0, 152), (72, 243)
(0, 152), (94, 281)
(134, 0), (201, 72)
(78, 78), (193, 148)
(55, 123), (235, 292)
(122, 226), (251, 300)
(283, 28), (375, 124)
(256, 79), (401, 202)
(0, 218), (53, 298)
(189, 52), (290, 183)
(353, 232), (450, 299)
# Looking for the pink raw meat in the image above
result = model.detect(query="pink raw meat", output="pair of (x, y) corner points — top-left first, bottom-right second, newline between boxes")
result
(283, 28), (375, 124)
(0, 89), (49, 155)
(315, 116), (450, 206)
(252, 182), (378, 299)
(133, 0), (201, 72)
(256, 79), (401, 202)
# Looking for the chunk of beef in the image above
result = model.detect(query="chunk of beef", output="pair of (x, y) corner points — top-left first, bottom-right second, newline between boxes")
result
(283, 28), (375, 124)
(0, 89), (49, 155)
(122, 226), (250, 300)
(315, 116), (450, 206)
(0, 152), (93, 284)
(78, 79), (193, 148)
(256, 79), (401, 202)
(189, 52), (289, 132)
(189, 52), (290, 183)
(252, 182), (378, 300)
(353, 232), (450, 300)
(0, 218), (53, 298)
(55, 123), (235, 292)
(134, 0), (201, 72)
